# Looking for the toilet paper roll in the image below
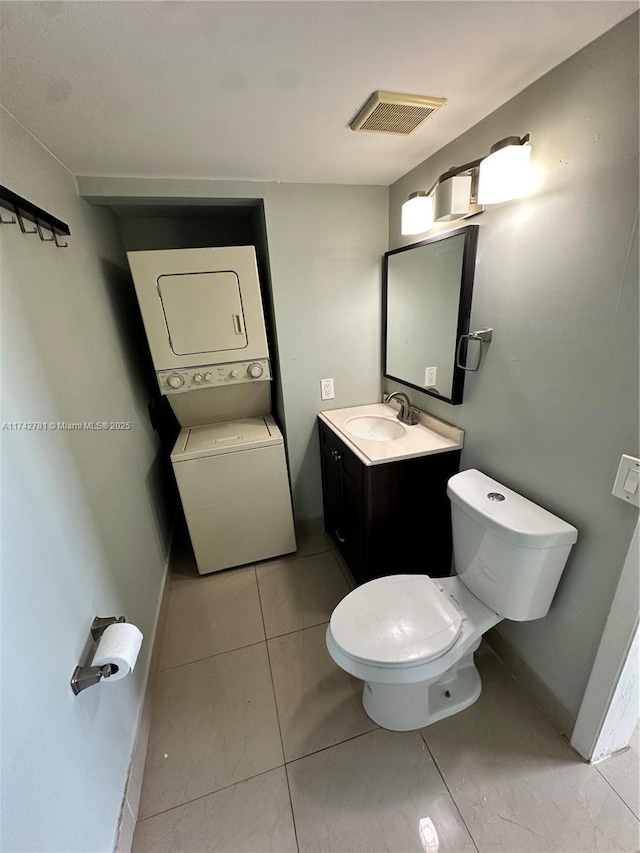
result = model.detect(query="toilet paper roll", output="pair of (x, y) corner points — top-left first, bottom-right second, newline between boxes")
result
(92, 623), (143, 682)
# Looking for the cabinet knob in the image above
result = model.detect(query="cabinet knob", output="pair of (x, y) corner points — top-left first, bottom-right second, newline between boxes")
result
(335, 529), (346, 544)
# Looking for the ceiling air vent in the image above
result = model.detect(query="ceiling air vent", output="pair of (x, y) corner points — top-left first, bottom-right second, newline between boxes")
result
(350, 91), (447, 136)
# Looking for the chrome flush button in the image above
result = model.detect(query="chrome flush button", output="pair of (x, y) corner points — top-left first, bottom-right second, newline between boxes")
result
(487, 492), (505, 502)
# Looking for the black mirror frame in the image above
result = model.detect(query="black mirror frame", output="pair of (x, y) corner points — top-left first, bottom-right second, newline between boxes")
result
(382, 224), (479, 406)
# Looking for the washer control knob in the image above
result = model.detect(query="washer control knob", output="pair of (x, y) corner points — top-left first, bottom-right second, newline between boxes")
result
(230, 369), (239, 378)
(247, 362), (264, 379)
(204, 372), (213, 382)
(167, 374), (184, 389)
(193, 373), (203, 384)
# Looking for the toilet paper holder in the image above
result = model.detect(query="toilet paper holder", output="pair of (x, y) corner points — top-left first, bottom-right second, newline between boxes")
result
(70, 616), (126, 695)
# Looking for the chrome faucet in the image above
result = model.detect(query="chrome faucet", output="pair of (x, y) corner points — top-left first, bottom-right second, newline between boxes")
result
(383, 391), (419, 426)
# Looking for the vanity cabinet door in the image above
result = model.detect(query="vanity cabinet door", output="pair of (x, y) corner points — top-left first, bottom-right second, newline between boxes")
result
(318, 421), (366, 583)
(335, 442), (365, 579)
(318, 418), (460, 585)
(364, 451), (460, 580)
(319, 422), (341, 534)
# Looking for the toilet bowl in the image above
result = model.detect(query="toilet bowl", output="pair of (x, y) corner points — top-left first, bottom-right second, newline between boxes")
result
(326, 469), (578, 731)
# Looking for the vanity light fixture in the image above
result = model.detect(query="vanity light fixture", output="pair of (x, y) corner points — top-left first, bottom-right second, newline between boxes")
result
(433, 174), (473, 222)
(401, 192), (434, 236)
(477, 135), (532, 204)
(400, 134), (532, 236)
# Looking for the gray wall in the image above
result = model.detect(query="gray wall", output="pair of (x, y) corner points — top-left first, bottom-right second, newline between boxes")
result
(79, 178), (389, 522)
(265, 182), (387, 518)
(387, 14), (639, 716)
(0, 109), (171, 851)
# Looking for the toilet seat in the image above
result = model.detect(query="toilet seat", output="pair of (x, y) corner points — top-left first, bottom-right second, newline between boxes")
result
(330, 574), (463, 668)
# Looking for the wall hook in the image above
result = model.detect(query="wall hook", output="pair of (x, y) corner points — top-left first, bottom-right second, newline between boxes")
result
(456, 328), (493, 372)
(15, 207), (37, 234)
(0, 184), (70, 247)
(36, 220), (54, 242)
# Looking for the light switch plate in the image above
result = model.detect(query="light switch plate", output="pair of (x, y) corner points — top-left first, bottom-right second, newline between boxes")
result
(612, 454), (640, 507)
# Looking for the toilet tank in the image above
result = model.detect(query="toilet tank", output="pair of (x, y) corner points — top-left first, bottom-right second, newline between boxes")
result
(447, 470), (578, 621)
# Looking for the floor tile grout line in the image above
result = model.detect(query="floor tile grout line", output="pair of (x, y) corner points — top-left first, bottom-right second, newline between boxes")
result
(159, 566), (268, 672)
(593, 760), (640, 821)
(419, 730), (482, 853)
(252, 564), (267, 635)
(136, 764), (289, 824)
(170, 561), (257, 584)
(283, 763), (299, 849)
(284, 727), (380, 767)
(263, 615), (381, 765)
(255, 565), (301, 853)
(158, 637), (268, 673)
(170, 537), (334, 585)
(257, 545), (348, 640)
(254, 545), (335, 575)
(141, 544), (347, 846)
(138, 568), (293, 830)
(266, 619), (332, 643)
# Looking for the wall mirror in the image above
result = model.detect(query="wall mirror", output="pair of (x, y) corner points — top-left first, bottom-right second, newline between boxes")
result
(383, 225), (479, 405)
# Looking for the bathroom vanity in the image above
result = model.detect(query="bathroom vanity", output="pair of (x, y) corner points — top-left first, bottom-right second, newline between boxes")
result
(318, 403), (463, 584)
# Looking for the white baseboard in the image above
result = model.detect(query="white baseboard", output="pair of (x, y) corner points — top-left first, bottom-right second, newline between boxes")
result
(114, 523), (174, 853)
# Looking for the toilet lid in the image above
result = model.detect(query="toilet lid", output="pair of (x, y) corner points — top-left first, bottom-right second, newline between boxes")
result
(330, 575), (463, 666)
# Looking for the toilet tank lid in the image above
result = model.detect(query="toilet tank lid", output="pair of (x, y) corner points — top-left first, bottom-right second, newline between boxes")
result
(447, 469), (578, 549)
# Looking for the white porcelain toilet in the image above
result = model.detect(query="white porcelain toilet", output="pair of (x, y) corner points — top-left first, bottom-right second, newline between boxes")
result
(326, 469), (578, 731)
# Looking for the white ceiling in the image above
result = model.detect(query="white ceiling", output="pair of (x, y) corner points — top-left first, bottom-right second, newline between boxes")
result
(0, 1), (636, 186)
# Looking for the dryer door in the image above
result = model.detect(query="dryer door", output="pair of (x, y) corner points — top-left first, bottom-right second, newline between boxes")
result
(158, 271), (248, 355)
(127, 246), (269, 371)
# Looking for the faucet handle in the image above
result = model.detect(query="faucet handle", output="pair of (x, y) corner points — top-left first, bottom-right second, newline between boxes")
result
(408, 407), (420, 426)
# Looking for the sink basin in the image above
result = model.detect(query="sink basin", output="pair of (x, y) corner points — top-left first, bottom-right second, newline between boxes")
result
(320, 403), (464, 466)
(345, 416), (406, 442)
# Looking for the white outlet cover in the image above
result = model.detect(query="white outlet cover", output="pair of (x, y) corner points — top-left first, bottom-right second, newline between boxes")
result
(424, 367), (437, 387)
(320, 378), (335, 401)
(612, 454), (640, 507)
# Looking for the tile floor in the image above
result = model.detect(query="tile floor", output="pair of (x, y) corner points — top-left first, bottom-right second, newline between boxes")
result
(132, 533), (640, 853)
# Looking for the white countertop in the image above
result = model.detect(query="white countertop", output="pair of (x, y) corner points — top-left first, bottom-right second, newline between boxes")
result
(318, 402), (464, 466)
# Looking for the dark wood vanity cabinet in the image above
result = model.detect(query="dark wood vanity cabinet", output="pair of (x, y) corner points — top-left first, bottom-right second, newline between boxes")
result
(318, 419), (461, 585)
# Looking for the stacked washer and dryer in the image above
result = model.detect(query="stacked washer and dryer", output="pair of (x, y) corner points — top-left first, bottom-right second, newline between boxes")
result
(127, 246), (296, 574)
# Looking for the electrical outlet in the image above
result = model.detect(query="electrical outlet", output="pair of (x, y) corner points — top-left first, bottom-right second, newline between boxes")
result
(320, 378), (335, 400)
(424, 367), (437, 387)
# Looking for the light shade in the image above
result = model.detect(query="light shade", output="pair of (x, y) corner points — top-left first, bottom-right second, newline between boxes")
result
(434, 175), (472, 221)
(477, 139), (532, 205)
(401, 193), (434, 235)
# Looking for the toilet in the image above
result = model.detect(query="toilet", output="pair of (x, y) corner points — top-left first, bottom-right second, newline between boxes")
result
(326, 469), (578, 731)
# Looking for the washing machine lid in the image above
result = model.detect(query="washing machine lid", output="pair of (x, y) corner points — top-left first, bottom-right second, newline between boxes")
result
(171, 416), (283, 461)
(330, 575), (463, 667)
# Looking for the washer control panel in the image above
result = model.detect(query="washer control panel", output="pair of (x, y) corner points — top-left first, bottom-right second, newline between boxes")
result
(157, 360), (271, 395)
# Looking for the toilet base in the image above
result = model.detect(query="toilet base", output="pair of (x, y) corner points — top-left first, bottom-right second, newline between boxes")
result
(362, 651), (482, 731)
